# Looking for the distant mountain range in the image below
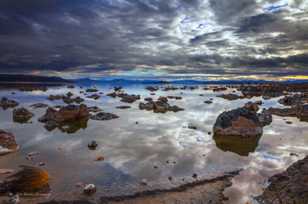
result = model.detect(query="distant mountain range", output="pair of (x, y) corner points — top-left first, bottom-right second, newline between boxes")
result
(0, 74), (71, 84)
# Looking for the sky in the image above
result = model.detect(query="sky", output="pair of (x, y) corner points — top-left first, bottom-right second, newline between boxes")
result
(0, 0), (308, 78)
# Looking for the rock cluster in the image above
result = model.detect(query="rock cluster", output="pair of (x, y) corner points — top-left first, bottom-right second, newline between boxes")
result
(48, 93), (84, 104)
(39, 104), (90, 132)
(139, 96), (184, 113)
(107, 90), (140, 103)
(0, 97), (19, 110)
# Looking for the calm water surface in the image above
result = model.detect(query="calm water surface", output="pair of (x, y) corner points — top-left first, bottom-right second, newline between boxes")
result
(0, 84), (307, 204)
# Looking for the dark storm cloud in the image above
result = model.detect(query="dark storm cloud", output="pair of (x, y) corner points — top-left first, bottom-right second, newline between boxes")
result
(0, 0), (307, 76)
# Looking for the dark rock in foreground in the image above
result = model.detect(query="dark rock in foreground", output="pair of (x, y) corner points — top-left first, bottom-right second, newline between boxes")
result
(0, 97), (19, 110)
(0, 165), (50, 195)
(90, 112), (119, 121)
(39, 104), (90, 133)
(213, 102), (272, 156)
(13, 107), (34, 123)
(0, 130), (19, 156)
(256, 156), (308, 204)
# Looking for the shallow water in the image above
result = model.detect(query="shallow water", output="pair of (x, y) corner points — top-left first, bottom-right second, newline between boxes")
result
(0, 84), (307, 203)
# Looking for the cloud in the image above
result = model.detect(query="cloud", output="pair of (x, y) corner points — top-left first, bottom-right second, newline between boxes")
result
(0, 0), (307, 76)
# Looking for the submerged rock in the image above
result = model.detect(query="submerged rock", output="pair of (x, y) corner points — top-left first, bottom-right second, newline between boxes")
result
(0, 130), (19, 156)
(13, 108), (34, 123)
(0, 166), (50, 195)
(0, 97), (19, 110)
(90, 112), (119, 121)
(256, 156), (308, 204)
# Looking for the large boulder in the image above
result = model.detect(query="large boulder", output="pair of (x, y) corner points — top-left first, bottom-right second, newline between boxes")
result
(0, 130), (19, 156)
(256, 156), (308, 204)
(0, 97), (19, 110)
(213, 102), (272, 156)
(13, 107), (34, 123)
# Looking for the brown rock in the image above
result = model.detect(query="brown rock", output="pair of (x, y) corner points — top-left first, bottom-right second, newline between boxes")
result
(0, 130), (19, 156)
(0, 97), (19, 110)
(13, 107), (34, 123)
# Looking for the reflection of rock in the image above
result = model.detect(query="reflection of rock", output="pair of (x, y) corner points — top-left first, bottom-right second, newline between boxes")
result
(13, 108), (34, 123)
(0, 166), (50, 195)
(139, 97), (184, 113)
(213, 134), (261, 156)
(213, 102), (271, 156)
(256, 156), (308, 204)
(0, 130), (19, 156)
(0, 97), (19, 110)
(39, 104), (90, 133)
(90, 112), (119, 121)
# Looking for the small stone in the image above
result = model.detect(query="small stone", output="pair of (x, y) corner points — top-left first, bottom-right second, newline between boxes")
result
(88, 141), (98, 150)
(83, 184), (96, 195)
(95, 156), (105, 161)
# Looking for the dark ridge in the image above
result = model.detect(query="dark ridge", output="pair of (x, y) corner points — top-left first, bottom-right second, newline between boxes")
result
(0, 74), (71, 84)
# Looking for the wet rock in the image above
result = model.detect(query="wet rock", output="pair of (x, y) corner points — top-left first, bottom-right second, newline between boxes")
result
(87, 94), (100, 100)
(87, 106), (102, 113)
(48, 94), (64, 101)
(268, 104), (308, 122)
(278, 93), (308, 106)
(90, 112), (119, 121)
(188, 125), (197, 130)
(95, 156), (105, 161)
(256, 156), (308, 204)
(0, 130), (19, 156)
(13, 108), (34, 123)
(119, 93), (140, 103)
(258, 109), (272, 127)
(39, 104), (89, 133)
(88, 141), (98, 150)
(114, 86), (122, 92)
(146, 86), (159, 92)
(30, 103), (49, 109)
(167, 96), (182, 100)
(204, 100), (213, 104)
(86, 88), (98, 93)
(83, 184), (96, 195)
(139, 99), (184, 113)
(0, 166), (50, 195)
(213, 104), (266, 138)
(116, 105), (131, 109)
(217, 93), (243, 101)
(144, 97), (153, 102)
(0, 97), (19, 110)
(163, 86), (178, 91)
(212, 87), (227, 92)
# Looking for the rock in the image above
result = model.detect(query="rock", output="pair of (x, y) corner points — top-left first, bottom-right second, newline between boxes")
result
(119, 93), (140, 103)
(146, 86), (159, 92)
(87, 106), (103, 113)
(116, 105), (131, 109)
(86, 88), (98, 93)
(88, 141), (98, 150)
(30, 103), (48, 109)
(141, 179), (148, 185)
(188, 125), (197, 130)
(258, 109), (272, 126)
(0, 130), (19, 156)
(212, 87), (227, 92)
(13, 108), (34, 123)
(0, 97), (19, 110)
(167, 96), (182, 100)
(90, 112), (119, 121)
(256, 156), (308, 204)
(139, 99), (184, 113)
(87, 94), (100, 100)
(204, 100), (213, 104)
(83, 184), (96, 195)
(278, 93), (308, 106)
(144, 97), (153, 102)
(114, 86), (122, 92)
(217, 93), (243, 101)
(163, 86), (178, 91)
(39, 104), (90, 133)
(67, 85), (75, 89)
(213, 105), (264, 138)
(0, 166), (50, 194)
(268, 104), (308, 122)
(95, 156), (105, 161)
